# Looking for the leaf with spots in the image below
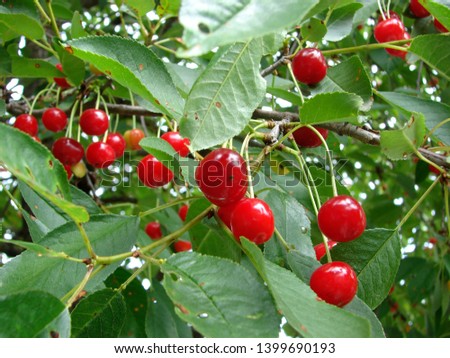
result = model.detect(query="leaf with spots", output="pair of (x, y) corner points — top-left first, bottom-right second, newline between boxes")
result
(0, 123), (88, 223)
(161, 252), (280, 337)
(325, 229), (402, 309)
(71, 289), (126, 338)
(67, 36), (184, 119)
(181, 39), (266, 151)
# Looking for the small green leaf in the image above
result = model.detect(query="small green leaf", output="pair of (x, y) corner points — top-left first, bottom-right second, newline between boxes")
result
(68, 36), (184, 119)
(181, 40), (266, 151)
(241, 239), (371, 338)
(344, 298), (385, 338)
(409, 35), (450, 80)
(105, 268), (148, 337)
(377, 91), (450, 145)
(124, 0), (155, 15)
(11, 57), (62, 78)
(259, 190), (314, 266)
(0, 47), (11, 75)
(380, 114), (426, 160)
(262, 32), (284, 55)
(161, 252), (280, 338)
(301, 18), (327, 42)
(71, 11), (88, 39)
(179, 0), (318, 56)
(71, 289), (126, 338)
(146, 280), (192, 338)
(139, 137), (179, 173)
(0, 215), (139, 298)
(329, 229), (402, 309)
(0, 123), (89, 223)
(300, 92), (363, 125)
(0, 0), (44, 40)
(325, 3), (363, 42)
(0, 291), (70, 338)
(312, 56), (373, 111)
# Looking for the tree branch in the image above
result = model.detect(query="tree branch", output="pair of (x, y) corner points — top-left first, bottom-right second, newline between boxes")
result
(5, 101), (449, 169)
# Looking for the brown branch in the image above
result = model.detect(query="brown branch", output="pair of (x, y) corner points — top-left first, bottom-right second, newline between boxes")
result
(5, 101), (449, 169)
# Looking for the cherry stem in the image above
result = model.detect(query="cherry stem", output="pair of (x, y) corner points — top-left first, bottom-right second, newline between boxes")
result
(46, 0), (62, 40)
(117, 261), (150, 293)
(305, 125), (338, 197)
(377, 0), (386, 20)
(77, 101), (83, 142)
(65, 264), (94, 308)
(129, 89), (137, 129)
(274, 227), (291, 251)
(242, 133), (255, 199)
(75, 221), (97, 259)
(139, 195), (203, 218)
(95, 88), (101, 109)
(286, 62), (305, 105)
(321, 39), (412, 56)
(395, 176), (441, 231)
(33, 0), (51, 23)
(66, 99), (80, 139)
(28, 87), (55, 115)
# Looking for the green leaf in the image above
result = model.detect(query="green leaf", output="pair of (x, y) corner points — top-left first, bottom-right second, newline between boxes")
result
(287, 250), (321, 283)
(301, 18), (327, 42)
(68, 36), (184, 119)
(166, 63), (202, 97)
(258, 190), (315, 266)
(70, 185), (102, 215)
(377, 91), (450, 145)
(0, 123), (89, 223)
(124, 0), (155, 14)
(146, 280), (192, 338)
(181, 40), (265, 151)
(324, 3), (363, 42)
(329, 229), (401, 309)
(161, 252), (280, 338)
(300, 92), (363, 125)
(262, 32), (284, 55)
(419, 0), (450, 34)
(71, 11), (88, 39)
(241, 239), (371, 337)
(0, 215), (139, 298)
(11, 57), (62, 78)
(71, 288), (126, 338)
(188, 198), (241, 261)
(179, 0), (318, 56)
(312, 56), (373, 111)
(56, 42), (86, 86)
(0, 291), (70, 338)
(267, 87), (303, 106)
(344, 298), (385, 338)
(139, 137), (179, 173)
(105, 268), (147, 337)
(380, 114), (426, 160)
(0, 98), (5, 115)
(0, 47), (11, 75)
(409, 35), (450, 80)
(0, 0), (44, 40)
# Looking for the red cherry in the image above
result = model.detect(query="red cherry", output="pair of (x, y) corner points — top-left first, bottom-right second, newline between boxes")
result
(124, 128), (145, 150)
(63, 164), (73, 180)
(374, 18), (405, 43)
(434, 18), (448, 33)
(385, 31), (410, 59)
(52, 137), (84, 165)
(137, 154), (174, 188)
(409, 0), (430, 18)
(79, 109), (109, 136)
(145, 221), (162, 240)
(293, 126), (328, 148)
(428, 164), (441, 175)
(174, 240), (192, 252)
(292, 48), (327, 85)
(230, 198), (274, 245)
(106, 132), (126, 158)
(309, 261), (358, 307)
(428, 237), (438, 245)
(217, 201), (242, 228)
(86, 142), (116, 168)
(314, 240), (338, 261)
(161, 131), (191, 157)
(54, 63), (71, 89)
(14, 114), (38, 136)
(317, 195), (366, 242)
(42, 108), (67, 132)
(178, 205), (189, 222)
(195, 148), (247, 207)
